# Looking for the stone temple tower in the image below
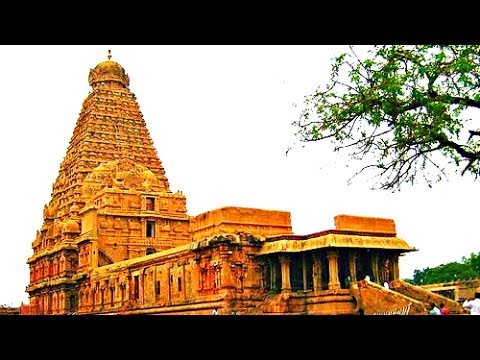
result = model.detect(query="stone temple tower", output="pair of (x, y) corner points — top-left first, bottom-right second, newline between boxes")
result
(26, 51), (191, 314)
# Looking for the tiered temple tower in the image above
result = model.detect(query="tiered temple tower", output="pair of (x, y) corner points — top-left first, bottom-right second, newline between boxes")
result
(26, 51), (190, 314)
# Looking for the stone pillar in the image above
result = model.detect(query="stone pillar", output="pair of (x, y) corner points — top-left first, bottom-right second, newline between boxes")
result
(326, 250), (340, 290)
(279, 255), (291, 291)
(391, 254), (400, 280)
(312, 254), (322, 291)
(92, 285), (97, 311)
(39, 294), (43, 315)
(348, 250), (357, 283)
(100, 287), (105, 309)
(302, 254), (308, 291)
(127, 275), (133, 303)
(59, 291), (64, 314)
(140, 269), (146, 305)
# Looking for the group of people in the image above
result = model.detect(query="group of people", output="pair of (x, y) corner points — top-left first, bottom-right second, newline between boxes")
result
(429, 291), (480, 315)
(428, 302), (449, 315)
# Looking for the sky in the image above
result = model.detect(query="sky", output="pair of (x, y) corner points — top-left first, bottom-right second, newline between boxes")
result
(1, 45), (479, 307)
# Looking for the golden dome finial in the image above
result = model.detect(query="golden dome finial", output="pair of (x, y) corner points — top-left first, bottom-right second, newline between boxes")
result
(88, 51), (130, 88)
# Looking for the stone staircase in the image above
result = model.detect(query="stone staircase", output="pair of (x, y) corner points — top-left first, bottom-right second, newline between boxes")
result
(389, 279), (468, 315)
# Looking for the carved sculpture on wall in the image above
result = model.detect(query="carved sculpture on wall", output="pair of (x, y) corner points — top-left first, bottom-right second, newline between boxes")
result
(233, 264), (245, 291)
(199, 267), (207, 290)
(43, 204), (54, 219)
(381, 258), (390, 283)
(52, 219), (61, 237)
(212, 261), (221, 289)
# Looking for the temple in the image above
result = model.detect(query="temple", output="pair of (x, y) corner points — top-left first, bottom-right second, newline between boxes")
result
(25, 53), (467, 315)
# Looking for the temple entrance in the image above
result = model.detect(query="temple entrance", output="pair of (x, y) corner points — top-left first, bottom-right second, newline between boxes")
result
(69, 294), (78, 313)
(319, 252), (329, 290)
(262, 262), (271, 291)
(356, 250), (373, 282)
(290, 253), (313, 291)
(337, 250), (351, 289)
(263, 257), (282, 293)
(273, 260), (282, 291)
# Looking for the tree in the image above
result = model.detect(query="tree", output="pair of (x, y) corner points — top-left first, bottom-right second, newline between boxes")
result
(462, 252), (480, 278)
(293, 45), (480, 190)
(406, 252), (480, 285)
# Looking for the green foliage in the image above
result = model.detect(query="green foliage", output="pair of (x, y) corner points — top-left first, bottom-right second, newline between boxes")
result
(293, 45), (480, 190)
(406, 252), (480, 285)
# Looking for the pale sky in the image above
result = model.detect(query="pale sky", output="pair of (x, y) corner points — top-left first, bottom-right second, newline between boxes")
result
(1, 45), (478, 306)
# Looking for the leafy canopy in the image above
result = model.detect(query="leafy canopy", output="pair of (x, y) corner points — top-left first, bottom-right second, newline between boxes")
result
(406, 252), (480, 285)
(293, 45), (480, 190)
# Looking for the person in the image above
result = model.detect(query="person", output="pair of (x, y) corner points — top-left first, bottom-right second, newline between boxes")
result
(383, 281), (390, 289)
(381, 258), (390, 284)
(463, 291), (480, 315)
(428, 302), (441, 315)
(439, 302), (450, 315)
(212, 308), (219, 315)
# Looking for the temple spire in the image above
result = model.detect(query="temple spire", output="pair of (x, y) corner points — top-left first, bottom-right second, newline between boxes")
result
(107, 49), (112, 60)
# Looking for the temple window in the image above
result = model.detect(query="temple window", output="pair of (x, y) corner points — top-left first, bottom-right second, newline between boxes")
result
(133, 275), (140, 300)
(69, 295), (77, 313)
(156, 280), (161, 295)
(178, 277), (182, 292)
(100, 288), (105, 307)
(146, 221), (155, 238)
(146, 197), (155, 211)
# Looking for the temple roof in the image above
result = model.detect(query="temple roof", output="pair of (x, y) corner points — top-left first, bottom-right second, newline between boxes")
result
(88, 50), (130, 88)
(258, 231), (416, 255)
